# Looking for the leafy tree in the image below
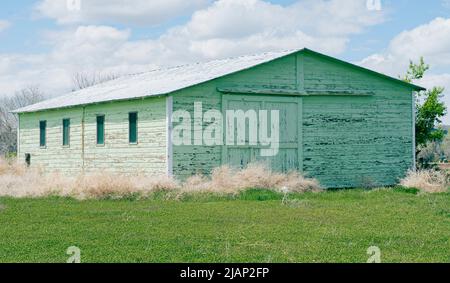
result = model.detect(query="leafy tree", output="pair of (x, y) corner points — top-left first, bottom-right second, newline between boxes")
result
(403, 58), (447, 157)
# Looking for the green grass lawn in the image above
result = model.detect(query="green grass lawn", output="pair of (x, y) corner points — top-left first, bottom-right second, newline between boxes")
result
(0, 188), (448, 263)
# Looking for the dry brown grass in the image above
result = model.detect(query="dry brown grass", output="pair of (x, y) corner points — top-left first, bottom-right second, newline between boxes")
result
(400, 169), (449, 193)
(0, 159), (322, 199)
(186, 163), (322, 194)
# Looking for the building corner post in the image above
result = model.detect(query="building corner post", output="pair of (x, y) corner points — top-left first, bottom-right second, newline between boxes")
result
(17, 113), (20, 159)
(81, 106), (86, 174)
(166, 96), (173, 176)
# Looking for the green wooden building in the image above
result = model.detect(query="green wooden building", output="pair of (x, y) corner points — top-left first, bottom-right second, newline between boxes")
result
(14, 48), (424, 188)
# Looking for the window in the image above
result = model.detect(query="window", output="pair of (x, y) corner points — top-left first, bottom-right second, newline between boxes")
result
(96, 115), (105, 145)
(39, 120), (46, 147)
(63, 118), (70, 146)
(25, 153), (31, 167)
(129, 112), (138, 144)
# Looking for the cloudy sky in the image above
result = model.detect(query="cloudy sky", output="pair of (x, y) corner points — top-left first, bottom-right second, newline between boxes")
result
(1, 0), (450, 122)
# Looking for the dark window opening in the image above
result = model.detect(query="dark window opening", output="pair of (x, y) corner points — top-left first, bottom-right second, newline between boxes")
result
(96, 115), (105, 145)
(39, 120), (46, 147)
(25, 153), (31, 167)
(129, 112), (138, 144)
(63, 118), (70, 146)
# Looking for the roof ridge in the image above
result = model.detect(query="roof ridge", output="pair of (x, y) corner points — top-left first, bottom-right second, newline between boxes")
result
(122, 48), (303, 78)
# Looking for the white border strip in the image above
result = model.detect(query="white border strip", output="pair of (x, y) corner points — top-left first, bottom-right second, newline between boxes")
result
(166, 95), (173, 176)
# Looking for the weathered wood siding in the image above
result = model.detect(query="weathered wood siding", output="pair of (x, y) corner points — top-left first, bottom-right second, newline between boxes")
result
(19, 108), (84, 174)
(301, 52), (414, 188)
(19, 96), (167, 175)
(171, 84), (222, 178)
(171, 55), (298, 179)
(171, 52), (414, 187)
(82, 98), (167, 175)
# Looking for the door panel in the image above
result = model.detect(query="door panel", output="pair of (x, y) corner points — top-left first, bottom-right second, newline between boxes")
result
(222, 95), (302, 173)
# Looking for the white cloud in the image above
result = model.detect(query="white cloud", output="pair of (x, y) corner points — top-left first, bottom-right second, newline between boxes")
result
(46, 26), (131, 67)
(0, 20), (11, 32)
(418, 74), (450, 91)
(0, 26), (142, 96)
(0, 0), (386, 98)
(360, 17), (450, 124)
(360, 17), (450, 77)
(115, 0), (385, 61)
(35, 0), (211, 26)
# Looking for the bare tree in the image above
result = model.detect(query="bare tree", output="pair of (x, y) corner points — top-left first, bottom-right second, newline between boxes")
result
(72, 71), (120, 91)
(0, 86), (45, 156)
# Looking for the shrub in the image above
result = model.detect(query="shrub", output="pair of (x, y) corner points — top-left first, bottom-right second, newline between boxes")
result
(184, 163), (322, 194)
(0, 159), (322, 199)
(400, 169), (449, 193)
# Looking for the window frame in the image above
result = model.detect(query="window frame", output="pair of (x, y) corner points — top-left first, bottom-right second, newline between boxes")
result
(62, 118), (70, 147)
(39, 120), (47, 149)
(96, 115), (105, 146)
(128, 112), (138, 145)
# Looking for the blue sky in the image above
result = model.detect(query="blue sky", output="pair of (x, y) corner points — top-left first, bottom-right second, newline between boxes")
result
(1, 0), (448, 60)
(1, 0), (450, 121)
(0, 0), (194, 53)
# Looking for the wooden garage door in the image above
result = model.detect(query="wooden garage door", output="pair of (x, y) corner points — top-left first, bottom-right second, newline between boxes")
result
(222, 95), (302, 173)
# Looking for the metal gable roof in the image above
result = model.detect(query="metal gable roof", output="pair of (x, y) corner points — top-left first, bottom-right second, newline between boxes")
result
(13, 49), (298, 113)
(13, 48), (425, 113)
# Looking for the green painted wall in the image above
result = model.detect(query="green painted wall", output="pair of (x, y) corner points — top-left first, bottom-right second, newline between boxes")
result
(18, 50), (414, 188)
(301, 53), (414, 188)
(19, 96), (167, 175)
(171, 54), (299, 179)
(171, 51), (414, 187)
